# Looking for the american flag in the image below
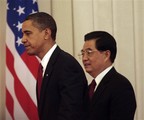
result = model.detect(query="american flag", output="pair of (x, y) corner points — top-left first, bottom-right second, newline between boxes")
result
(6, 0), (39, 119)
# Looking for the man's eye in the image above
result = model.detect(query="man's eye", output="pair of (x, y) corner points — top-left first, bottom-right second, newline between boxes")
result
(26, 33), (30, 35)
(25, 32), (31, 36)
(81, 52), (84, 56)
(87, 50), (92, 55)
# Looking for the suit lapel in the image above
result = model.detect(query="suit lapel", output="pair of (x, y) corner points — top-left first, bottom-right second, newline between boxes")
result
(39, 46), (61, 104)
(90, 67), (116, 105)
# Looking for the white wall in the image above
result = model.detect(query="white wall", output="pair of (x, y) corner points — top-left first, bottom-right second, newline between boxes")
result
(0, 1), (6, 119)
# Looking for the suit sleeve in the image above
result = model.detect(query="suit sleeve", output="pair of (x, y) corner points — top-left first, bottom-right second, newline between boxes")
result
(110, 80), (136, 120)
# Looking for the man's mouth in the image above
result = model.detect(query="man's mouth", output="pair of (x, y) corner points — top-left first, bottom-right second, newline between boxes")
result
(84, 63), (91, 68)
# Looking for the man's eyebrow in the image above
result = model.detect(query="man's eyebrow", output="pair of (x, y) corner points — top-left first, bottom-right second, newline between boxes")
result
(23, 30), (31, 33)
(81, 48), (92, 52)
(85, 48), (93, 50)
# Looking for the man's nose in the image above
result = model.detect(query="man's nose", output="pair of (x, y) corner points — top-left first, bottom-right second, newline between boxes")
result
(21, 36), (26, 43)
(82, 53), (89, 61)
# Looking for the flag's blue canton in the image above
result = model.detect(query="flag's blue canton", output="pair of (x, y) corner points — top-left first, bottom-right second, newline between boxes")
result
(7, 0), (38, 55)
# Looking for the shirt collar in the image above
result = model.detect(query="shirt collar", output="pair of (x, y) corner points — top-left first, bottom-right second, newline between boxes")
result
(40, 44), (57, 75)
(94, 65), (113, 88)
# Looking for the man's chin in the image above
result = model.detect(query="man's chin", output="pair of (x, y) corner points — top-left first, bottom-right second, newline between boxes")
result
(26, 51), (35, 56)
(85, 69), (92, 74)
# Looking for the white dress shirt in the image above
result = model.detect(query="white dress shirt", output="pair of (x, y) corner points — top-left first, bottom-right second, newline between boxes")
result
(94, 65), (113, 91)
(40, 44), (57, 76)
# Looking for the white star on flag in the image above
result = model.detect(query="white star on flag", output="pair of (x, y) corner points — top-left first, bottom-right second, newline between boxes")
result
(17, 6), (25, 16)
(16, 37), (23, 46)
(16, 21), (22, 31)
(32, 9), (37, 14)
(33, 0), (37, 4)
(7, 3), (9, 10)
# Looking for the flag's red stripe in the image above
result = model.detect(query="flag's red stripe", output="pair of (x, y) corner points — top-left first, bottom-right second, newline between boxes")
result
(6, 88), (15, 120)
(21, 51), (39, 80)
(6, 46), (39, 120)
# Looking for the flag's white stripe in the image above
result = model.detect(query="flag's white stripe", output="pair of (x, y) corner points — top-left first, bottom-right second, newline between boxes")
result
(6, 67), (28, 120)
(6, 108), (13, 120)
(6, 24), (37, 105)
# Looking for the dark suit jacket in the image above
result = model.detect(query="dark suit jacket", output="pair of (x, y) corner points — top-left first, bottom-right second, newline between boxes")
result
(36, 46), (88, 120)
(89, 67), (136, 120)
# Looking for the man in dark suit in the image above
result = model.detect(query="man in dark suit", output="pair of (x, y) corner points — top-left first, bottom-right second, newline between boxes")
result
(22, 12), (88, 120)
(79, 31), (136, 120)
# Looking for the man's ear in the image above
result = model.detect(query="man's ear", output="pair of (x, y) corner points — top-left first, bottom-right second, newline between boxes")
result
(44, 28), (51, 40)
(103, 50), (111, 61)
